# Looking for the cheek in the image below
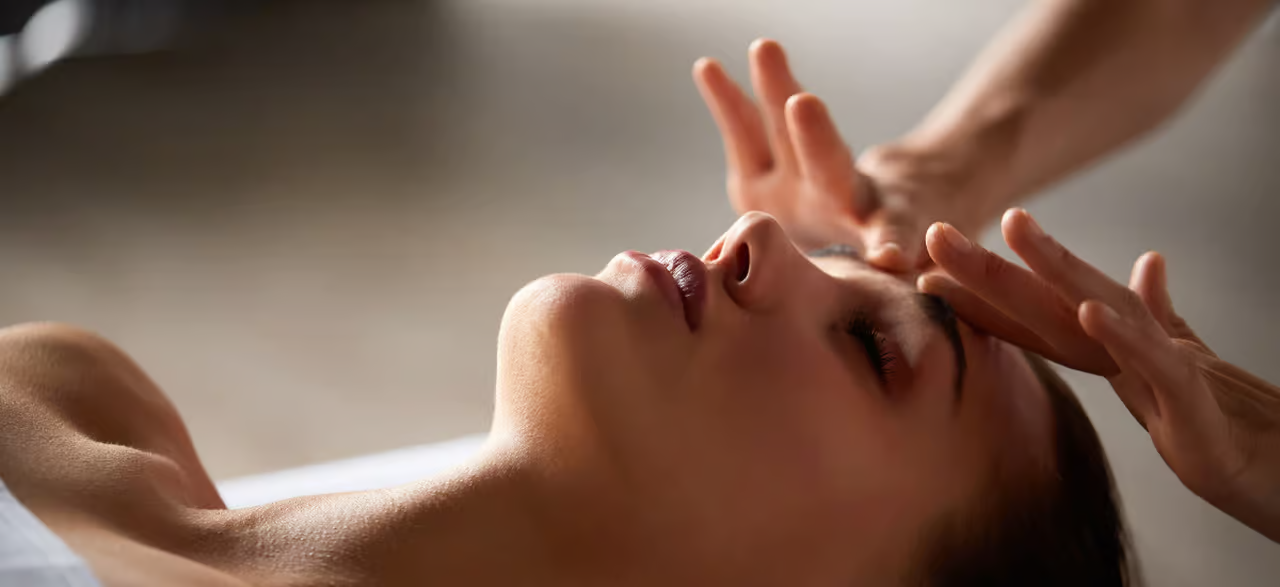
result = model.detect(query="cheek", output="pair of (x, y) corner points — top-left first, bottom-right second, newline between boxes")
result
(698, 319), (980, 511)
(697, 318), (901, 488)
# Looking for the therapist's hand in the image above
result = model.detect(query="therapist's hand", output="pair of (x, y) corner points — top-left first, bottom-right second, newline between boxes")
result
(693, 40), (868, 253)
(919, 208), (1280, 543)
(854, 141), (1009, 271)
(695, 39), (1008, 270)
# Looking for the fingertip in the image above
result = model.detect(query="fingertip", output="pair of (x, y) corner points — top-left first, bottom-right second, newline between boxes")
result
(693, 57), (714, 76)
(869, 242), (907, 270)
(1078, 299), (1123, 337)
(1001, 207), (1025, 227)
(916, 272), (958, 295)
(1139, 250), (1167, 275)
(999, 207), (1021, 233)
(784, 92), (824, 122)
(693, 57), (726, 83)
(750, 38), (791, 73)
(785, 91), (820, 109)
(925, 222), (946, 249)
(925, 222), (972, 256)
(1000, 207), (1048, 254)
(1128, 250), (1165, 289)
(750, 38), (782, 56)
(1148, 251), (1169, 292)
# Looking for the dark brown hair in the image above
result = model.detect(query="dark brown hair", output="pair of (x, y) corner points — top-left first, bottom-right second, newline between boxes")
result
(915, 352), (1138, 586)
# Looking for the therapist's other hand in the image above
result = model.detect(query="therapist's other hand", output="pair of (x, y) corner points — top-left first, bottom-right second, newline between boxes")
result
(920, 209), (1280, 543)
(854, 142), (1005, 271)
(695, 39), (1005, 270)
(693, 40), (867, 253)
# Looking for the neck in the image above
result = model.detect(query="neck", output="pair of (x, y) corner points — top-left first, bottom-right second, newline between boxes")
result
(175, 442), (888, 586)
(197, 442), (627, 587)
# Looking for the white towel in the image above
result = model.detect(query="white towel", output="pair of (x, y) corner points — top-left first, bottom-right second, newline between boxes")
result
(0, 478), (102, 587)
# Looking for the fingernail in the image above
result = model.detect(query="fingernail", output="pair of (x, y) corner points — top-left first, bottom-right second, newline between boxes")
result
(936, 223), (971, 253)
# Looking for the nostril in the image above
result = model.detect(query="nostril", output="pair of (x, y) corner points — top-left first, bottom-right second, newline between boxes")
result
(734, 243), (750, 282)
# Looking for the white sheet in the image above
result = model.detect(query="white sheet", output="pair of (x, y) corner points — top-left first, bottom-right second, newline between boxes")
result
(0, 478), (102, 587)
(215, 434), (488, 509)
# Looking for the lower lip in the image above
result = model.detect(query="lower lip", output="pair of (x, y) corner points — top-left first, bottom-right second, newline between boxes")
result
(622, 251), (686, 324)
(650, 250), (708, 331)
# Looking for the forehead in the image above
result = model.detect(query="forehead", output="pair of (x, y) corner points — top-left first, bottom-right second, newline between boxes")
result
(807, 253), (927, 325)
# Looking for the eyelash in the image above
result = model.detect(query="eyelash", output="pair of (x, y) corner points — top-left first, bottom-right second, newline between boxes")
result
(845, 315), (896, 383)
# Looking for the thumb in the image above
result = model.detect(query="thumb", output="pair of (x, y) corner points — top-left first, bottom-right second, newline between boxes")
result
(863, 206), (923, 271)
(1077, 300), (1164, 426)
(850, 169), (883, 222)
(1078, 299), (1218, 431)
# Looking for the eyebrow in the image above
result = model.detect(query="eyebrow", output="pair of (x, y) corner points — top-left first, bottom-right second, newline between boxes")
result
(805, 246), (968, 402)
(916, 293), (968, 403)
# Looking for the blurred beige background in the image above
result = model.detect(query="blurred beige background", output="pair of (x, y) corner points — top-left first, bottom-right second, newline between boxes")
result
(0, 0), (1277, 583)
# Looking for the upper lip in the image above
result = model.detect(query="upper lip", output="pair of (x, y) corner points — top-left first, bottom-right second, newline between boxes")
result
(651, 250), (708, 331)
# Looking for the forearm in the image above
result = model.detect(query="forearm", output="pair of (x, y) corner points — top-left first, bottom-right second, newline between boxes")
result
(879, 0), (1272, 217)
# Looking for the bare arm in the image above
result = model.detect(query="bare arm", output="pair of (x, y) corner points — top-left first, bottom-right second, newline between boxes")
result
(857, 0), (1274, 268)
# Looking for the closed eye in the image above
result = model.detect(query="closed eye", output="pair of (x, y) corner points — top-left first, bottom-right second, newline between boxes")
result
(846, 314), (896, 385)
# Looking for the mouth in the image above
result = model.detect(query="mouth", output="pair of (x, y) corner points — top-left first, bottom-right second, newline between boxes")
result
(618, 249), (704, 331)
(652, 250), (708, 331)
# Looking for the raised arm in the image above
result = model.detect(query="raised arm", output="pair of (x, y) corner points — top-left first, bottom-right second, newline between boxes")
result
(858, 0), (1275, 269)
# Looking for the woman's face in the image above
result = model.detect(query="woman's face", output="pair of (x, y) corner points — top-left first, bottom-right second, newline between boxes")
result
(494, 212), (1056, 582)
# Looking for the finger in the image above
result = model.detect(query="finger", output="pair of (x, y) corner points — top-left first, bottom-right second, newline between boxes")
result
(749, 39), (802, 171)
(693, 57), (773, 176)
(785, 93), (855, 198)
(1128, 251), (1213, 351)
(863, 205), (922, 272)
(918, 273), (1062, 361)
(1003, 208), (1143, 317)
(926, 222), (1119, 375)
(1077, 301), (1163, 425)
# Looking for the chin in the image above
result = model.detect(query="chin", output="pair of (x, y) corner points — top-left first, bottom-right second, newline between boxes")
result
(501, 273), (627, 337)
(498, 272), (633, 371)
(494, 273), (661, 438)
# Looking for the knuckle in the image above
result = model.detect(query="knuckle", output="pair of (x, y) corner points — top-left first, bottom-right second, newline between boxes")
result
(978, 249), (1014, 282)
(1116, 289), (1153, 321)
(1047, 236), (1079, 268)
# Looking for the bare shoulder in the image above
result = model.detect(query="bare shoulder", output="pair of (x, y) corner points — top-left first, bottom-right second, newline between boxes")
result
(0, 321), (223, 517)
(0, 322), (253, 586)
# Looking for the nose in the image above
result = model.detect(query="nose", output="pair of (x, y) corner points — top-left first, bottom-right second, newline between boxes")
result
(713, 212), (802, 310)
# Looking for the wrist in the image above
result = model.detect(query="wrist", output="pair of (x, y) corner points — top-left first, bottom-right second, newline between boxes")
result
(857, 139), (1009, 238)
(864, 94), (1032, 236)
